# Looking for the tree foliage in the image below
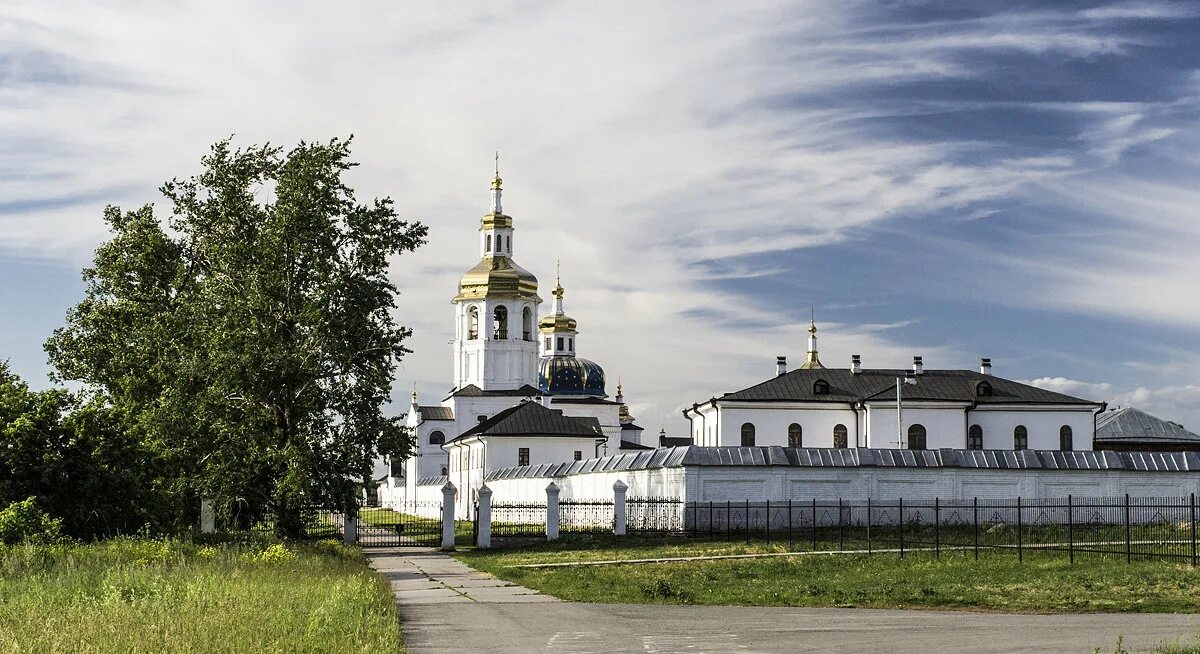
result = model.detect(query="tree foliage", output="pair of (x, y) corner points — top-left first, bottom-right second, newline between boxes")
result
(46, 138), (426, 531)
(0, 363), (162, 538)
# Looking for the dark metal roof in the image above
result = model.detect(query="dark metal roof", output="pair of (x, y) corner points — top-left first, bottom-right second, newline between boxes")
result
(482, 446), (1200, 481)
(619, 439), (654, 451)
(1096, 407), (1200, 443)
(659, 435), (693, 447)
(446, 384), (541, 399)
(450, 401), (603, 443)
(417, 405), (454, 421)
(622, 422), (645, 432)
(713, 369), (1097, 406)
(551, 396), (620, 405)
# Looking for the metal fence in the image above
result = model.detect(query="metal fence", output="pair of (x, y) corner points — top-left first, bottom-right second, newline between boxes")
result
(678, 494), (1200, 565)
(559, 500), (614, 534)
(491, 501), (547, 538)
(628, 497), (685, 533)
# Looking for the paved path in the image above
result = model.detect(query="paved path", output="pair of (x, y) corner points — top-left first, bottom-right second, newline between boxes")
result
(365, 547), (1200, 654)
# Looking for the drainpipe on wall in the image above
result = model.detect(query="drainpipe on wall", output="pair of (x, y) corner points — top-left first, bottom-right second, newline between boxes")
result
(1093, 401), (1108, 449)
(850, 401), (861, 448)
(964, 400), (977, 448)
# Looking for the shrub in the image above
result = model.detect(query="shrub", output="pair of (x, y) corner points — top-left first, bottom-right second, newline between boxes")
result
(0, 497), (64, 544)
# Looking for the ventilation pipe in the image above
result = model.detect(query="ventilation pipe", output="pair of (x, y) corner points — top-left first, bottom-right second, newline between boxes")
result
(776, 356), (787, 376)
(913, 356), (924, 376)
(851, 354), (862, 375)
(980, 358), (992, 375)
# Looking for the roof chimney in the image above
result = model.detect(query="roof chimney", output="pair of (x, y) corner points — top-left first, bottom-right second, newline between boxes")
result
(913, 355), (924, 376)
(776, 355), (787, 376)
(980, 357), (992, 375)
(850, 354), (862, 374)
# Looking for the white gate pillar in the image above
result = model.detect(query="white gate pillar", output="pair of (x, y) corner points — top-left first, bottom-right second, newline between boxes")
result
(546, 482), (561, 541)
(476, 484), (493, 549)
(200, 498), (215, 534)
(441, 481), (457, 551)
(613, 480), (628, 536)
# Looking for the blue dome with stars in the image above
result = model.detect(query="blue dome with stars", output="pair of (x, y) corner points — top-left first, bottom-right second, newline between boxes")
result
(538, 356), (606, 396)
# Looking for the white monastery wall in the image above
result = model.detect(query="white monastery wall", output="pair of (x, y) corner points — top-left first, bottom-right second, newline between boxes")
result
(969, 407), (1094, 451)
(715, 404), (860, 448)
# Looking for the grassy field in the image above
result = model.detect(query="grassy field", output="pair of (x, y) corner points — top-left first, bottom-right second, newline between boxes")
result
(0, 536), (402, 654)
(456, 535), (1200, 613)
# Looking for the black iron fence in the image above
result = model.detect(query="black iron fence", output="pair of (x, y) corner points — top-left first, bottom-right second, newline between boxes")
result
(559, 500), (614, 534)
(628, 497), (684, 533)
(679, 494), (1200, 565)
(491, 501), (547, 538)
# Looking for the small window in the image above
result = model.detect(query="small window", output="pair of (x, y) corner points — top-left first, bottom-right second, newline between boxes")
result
(429, 430), (445, 445)
(505, 235), (511, 252)
(557, 336), (564, 350)
(568, 337), (573, 350)
(477, 415), (487, 424)
(833, 424), (848, 448)
(518, 447), (530, 466)
(544, 337), (551, 350)
(1014, 425), (1028, 450)
(523, 307), (534, 341)
(493, 306), (508, 339)
(976, 381), (993, 397)
(907, 424), (927, 450)
(485, 234), (492, 252)
(967, 424), (983, 450)
(1059, 425), (1073, 451)
(467, 307), (479, 340)
(813, 379), (830, 395)
(440, 466), (447, 476)
(740, 423), (755, 446)
(573, 451), (582, 461)
(389, 458), (403, 477)
(788, 423), (802, 448)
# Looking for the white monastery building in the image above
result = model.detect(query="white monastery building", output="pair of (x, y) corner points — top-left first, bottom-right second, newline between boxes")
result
(684, 320), (1104, 452)
(379, 164), (652, 513)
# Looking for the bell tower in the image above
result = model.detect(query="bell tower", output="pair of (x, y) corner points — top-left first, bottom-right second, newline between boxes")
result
(451, 156), (542, 390)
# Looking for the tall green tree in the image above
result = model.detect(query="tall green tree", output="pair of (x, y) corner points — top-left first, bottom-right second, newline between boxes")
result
(47, 138), (427, 533)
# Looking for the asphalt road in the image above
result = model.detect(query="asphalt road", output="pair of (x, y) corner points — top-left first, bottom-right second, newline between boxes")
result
(366, 548), (1200, 654)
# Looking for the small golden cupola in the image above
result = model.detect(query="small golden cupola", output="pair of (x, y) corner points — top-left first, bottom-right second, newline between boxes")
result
(800, 310), (826, 370)
(453, 153), (541, 304)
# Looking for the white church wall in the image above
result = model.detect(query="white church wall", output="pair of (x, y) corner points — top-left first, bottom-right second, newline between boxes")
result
(715, 404), (859, 448)
(969, 407), (1094, 451)
(864, 404), (970, 449)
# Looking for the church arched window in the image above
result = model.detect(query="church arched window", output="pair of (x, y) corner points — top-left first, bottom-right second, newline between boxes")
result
(907, 424), (927, 450)
(1059, 425), (1073, 451)
(967, 424), (983, 450)
(788, 423), (802, 448)
(467, 307), (479, 340)
(833, 424), (848, 448)
(493, 306), (508, 339)
(740, 423), (755, 446)
(1014, 425), (1028, 450)
(485, 234), (492, 253)
(522, 307), (533, 341)
(429, 431), (445, 445)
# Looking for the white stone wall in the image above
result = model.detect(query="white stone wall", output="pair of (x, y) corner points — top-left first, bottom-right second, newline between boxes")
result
(478, 463), (1200, 506)
(715, 403), (861, 448)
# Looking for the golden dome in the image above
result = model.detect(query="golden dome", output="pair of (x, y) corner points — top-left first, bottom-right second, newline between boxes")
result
(539, 313), (577, 332)
(453, 256), (541, 303)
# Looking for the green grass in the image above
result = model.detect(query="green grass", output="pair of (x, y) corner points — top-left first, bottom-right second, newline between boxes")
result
(0, 536), (402, 653)
(455, 535), (1200, 613)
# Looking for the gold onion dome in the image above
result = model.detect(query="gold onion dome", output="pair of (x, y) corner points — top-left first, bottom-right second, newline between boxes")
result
(455, 257), (540, 302)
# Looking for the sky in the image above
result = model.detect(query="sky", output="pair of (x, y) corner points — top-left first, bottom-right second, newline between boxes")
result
(2, 1), (1199, 436)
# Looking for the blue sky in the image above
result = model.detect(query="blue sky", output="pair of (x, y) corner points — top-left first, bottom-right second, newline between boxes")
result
(2, 1), (1199, 434)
